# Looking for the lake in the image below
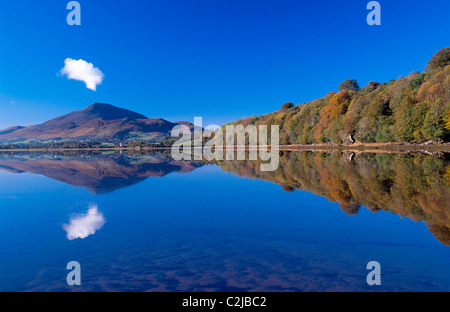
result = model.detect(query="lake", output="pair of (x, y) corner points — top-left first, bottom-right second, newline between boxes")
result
(0, 150), (449, 291)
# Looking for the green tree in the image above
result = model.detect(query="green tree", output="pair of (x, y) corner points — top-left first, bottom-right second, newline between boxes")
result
(409, 74), (426, 89)
(394, 95), (415, 142)
(338, 79), (359, 91)
(422, 99), (447, 141)
(280, 102), (294, 112)
(427, 47), (450, 70)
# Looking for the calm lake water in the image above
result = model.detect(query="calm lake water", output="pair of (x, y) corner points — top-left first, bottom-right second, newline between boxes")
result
(0, 150), (449, 292)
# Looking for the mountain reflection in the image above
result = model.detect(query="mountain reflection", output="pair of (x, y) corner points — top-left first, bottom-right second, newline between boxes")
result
(0, 150), (449, 245)
(219, 151), (450, 246)
(0, 151), (205, 194)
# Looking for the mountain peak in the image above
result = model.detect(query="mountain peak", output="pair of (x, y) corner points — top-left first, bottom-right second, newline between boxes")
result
(83, 103), (148, 120)
(86, 102), (113, 110)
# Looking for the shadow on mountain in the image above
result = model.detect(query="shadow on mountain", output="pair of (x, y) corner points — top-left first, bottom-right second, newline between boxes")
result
(219, 151), (450, 246)
(0, 150), (204, 194)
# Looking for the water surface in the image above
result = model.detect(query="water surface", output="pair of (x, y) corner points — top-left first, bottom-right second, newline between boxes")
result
(0, 150), (449, 291)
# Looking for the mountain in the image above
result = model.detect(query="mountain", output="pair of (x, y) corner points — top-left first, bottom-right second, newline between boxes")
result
(227, 47), (450, 145)
(0, 103), (194, 144)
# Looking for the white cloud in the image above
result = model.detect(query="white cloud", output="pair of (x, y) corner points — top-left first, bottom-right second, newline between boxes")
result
(63, 204), (106, 240)
(60, 58), (104, 91)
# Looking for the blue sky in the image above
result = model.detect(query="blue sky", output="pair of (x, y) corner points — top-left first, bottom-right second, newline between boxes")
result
(0, 0), (449, 129)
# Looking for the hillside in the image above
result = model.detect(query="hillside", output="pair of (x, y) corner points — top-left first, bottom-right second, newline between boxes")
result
(229, 47), (450, 145)
(0, 103), (194, 145)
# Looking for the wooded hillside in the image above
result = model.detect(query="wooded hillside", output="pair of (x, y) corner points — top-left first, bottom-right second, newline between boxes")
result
(230, 48), (450, 145)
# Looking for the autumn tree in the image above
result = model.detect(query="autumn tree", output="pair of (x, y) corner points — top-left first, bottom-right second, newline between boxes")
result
(321, 90), (351, 120)
(315, 91), (351, 143)
(444, 109), (450, 131)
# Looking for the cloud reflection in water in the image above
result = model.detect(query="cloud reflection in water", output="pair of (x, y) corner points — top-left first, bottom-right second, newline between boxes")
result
(63, 204), (106, 240)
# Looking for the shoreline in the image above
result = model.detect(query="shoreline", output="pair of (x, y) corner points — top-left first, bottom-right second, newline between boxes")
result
(0, 142), (449, 153)
(278, 142), (450, 153)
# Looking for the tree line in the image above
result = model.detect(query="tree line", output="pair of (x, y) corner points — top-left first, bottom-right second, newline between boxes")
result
(230, 47), (450, 145)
